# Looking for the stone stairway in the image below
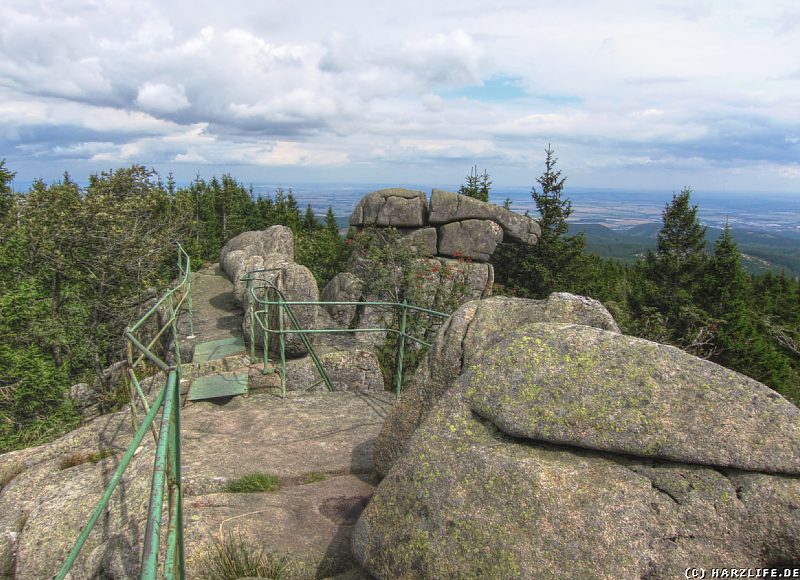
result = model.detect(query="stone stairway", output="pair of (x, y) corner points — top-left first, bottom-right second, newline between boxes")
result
(178, 264), (255, 402)
(172, 263), (388, 578)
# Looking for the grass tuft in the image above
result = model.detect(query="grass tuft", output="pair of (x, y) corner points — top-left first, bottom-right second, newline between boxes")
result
(196, 531), (293, 580)
(303, 471), (327, 484)
(59, 448), (116, 470)
(224, 472), (281, 493)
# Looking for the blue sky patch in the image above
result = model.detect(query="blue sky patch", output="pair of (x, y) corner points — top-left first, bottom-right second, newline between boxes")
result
(438, 75), (581, 106)
(439, 75), (528, 102)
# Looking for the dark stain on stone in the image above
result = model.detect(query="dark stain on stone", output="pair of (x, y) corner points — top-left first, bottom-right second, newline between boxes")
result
(320, 494), (372, 525)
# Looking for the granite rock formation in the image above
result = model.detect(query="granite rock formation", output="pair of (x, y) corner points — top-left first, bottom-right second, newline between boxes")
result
(220, 225), (317, 358)
(374, 293), (620, 476)
(355, 308), (800, 578)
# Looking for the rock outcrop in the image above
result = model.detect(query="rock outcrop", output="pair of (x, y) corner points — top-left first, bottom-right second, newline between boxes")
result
(220, 226), (318, 358)
(285, 350), (384, 392)
(324, 188), (539, 348)
(348, 187), (540, 264)
(1, 389), (393, 579)
(428, 188), (541, 244)
(220, 225), (296, 302)
(374, 293), (620, 476)
(349, 188), (428, 228)
(321, 272), (364, 328)
(436, 219), (504, 261)
(355, 310), (800, 578)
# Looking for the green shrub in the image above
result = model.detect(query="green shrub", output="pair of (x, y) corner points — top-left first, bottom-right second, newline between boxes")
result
(224, 472), (281, 493)
(196, 531), (293, 580)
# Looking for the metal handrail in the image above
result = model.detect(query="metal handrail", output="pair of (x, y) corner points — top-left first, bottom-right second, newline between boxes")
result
(57, 252), (447, 578)
(242, 269), (449, 397)
(56, 243), (192, 580)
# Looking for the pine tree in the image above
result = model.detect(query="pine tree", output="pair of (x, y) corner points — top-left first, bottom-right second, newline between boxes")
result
(325, 206), (339, 237)
(458, 166), (491, 202)
(495, 145), (585, 297)
(302, 204), (317, 231)
(0, 159), (15, 223)
(633, 187), (714, 356)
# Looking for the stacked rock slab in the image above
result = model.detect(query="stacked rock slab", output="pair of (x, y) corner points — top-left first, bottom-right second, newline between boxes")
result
(323, 188), (539, 339)
(348, 187), (540, 262)
(428, 188), (540, 244)
(220, 226), (317, 358)
(354, 298), (800, 578)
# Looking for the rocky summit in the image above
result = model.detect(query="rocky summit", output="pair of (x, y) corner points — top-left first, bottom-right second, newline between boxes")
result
(354, 300), (800, 578)
(3, 188), (799, 579)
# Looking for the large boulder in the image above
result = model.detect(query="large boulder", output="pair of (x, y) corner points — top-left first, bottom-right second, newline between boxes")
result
(232, 254), (267, 304)
(0, 413), (151, 579)
(399, 227), (437, 257)
(219, 230), (264, 264)
(440, 258), (493, 300)
(466, 324), (800, 474)
(278, 262), (320, 358)
(428, 189), (541, 244)
(436, 219), (503, 262)
(321, 272), (365, 329)
(242, 257), (319, 358)
(220, 225), (294, 282)
(221, 249), (248, 283)
(355, 323), (800, 578)
(284, 350), (384, 392)
(374, 293), (620, 476)
(349, 189), (427, 228)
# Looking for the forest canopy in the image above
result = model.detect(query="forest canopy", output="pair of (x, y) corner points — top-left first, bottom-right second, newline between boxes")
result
(1, 158), (798, 453)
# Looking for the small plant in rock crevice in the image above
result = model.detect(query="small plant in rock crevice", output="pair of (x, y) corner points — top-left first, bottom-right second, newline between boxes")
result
(195, 531), (294, 580)
(59, 448), (116, 470)
(303, 471), (327, 483)
(224, 472), (281, 493)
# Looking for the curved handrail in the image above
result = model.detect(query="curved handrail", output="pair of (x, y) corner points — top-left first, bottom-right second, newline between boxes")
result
(240, 268), (449, 396)
(57, 243), (191, 580)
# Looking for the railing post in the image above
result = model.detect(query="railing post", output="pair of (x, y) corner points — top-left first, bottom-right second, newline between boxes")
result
(262, 281), (270, 375)
(164, 367), (185, 578)
(186, 271), (194, 338)
(141, 371), (178, 579)
(248, 277), (256, 363)
(396, 298), (408, 397)
(169, 294), (182, 368)
(278, 288), (287, 398)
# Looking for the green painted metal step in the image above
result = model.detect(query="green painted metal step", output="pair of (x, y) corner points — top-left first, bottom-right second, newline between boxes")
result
(187, 372), (249, 401)
(192, 336), (247, 363)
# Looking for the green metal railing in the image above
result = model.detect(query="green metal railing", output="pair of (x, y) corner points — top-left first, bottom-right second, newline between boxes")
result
(56, 244), (193, 580)
(56, 256), (449, 579)
(243, 269), (449, 397)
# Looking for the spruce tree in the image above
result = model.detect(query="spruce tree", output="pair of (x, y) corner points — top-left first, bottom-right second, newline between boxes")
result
(703, 223), (766, 376)
(458, 166), (491, 202)
(495, 145), (585, 298)
(325, 206), (339, 237)
(0, 159), (15, 223)
(707, 222), (746, 313)
(647, 187), (707, 318)
(634, 187), (713, 355)
(302, 203), (317, 230)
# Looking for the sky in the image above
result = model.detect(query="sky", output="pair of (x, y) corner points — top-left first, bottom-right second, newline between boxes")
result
(1, 0), (799, 193)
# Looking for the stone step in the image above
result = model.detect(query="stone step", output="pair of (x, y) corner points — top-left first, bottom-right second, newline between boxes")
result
(187, 371), (249, 402)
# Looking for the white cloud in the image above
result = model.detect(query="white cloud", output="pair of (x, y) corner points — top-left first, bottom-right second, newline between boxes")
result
(0, 0), (798, 191)
(173, 150), (208, 163)
(135, 82), (190, 113)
